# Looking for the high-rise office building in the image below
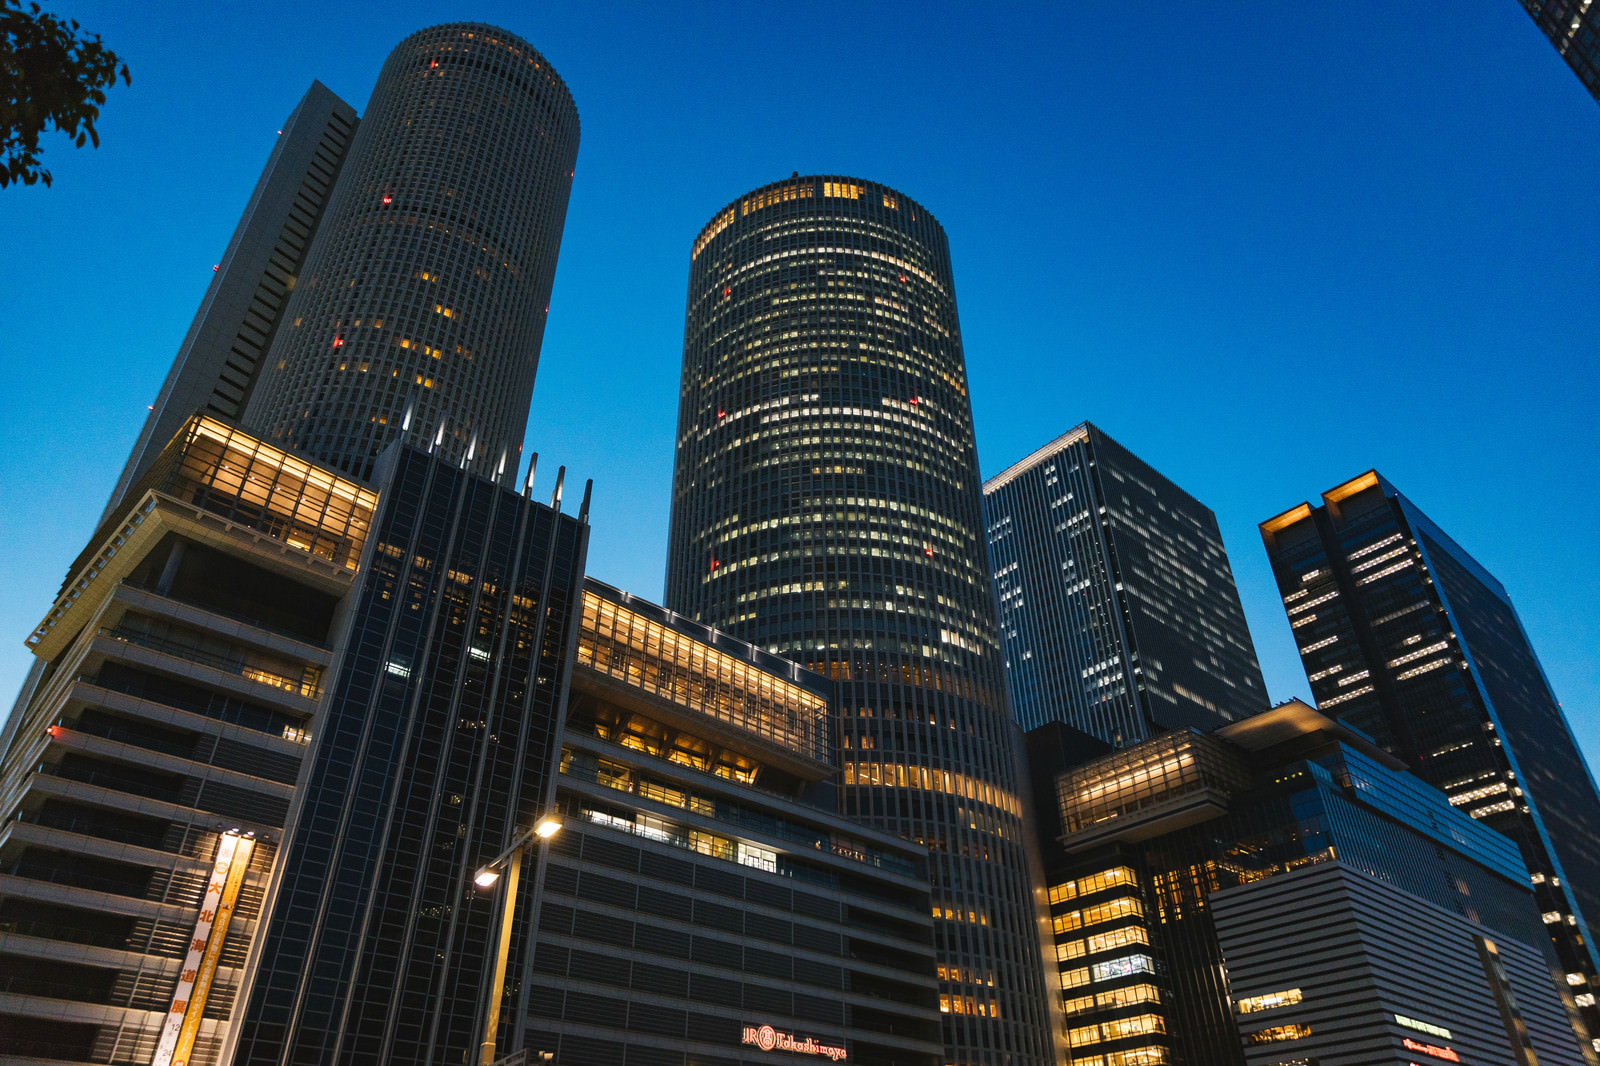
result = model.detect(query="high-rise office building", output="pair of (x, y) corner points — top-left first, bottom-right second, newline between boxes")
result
(529, 579), (942, 1066)
(0, 415), (375, 1064)
(1031, 700), (1592, 1066)
(2, 78), (361, 735)
(1, 23), (582, 1064)
(1518, 0), (1600, 104)
(244, 23), (580, 482)
(103, 81), (359, 517)
(984, 422), (1266, 744)
(230, 444), (590, 1066)
(665, 176), (1057, 1066)
(1261, 471), (1600, 1051)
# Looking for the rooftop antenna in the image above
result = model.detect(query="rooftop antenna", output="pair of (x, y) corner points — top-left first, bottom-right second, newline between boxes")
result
(550, 465), (565, 510)
(578, 479), (593, 523)
(523, 453), (539, 497)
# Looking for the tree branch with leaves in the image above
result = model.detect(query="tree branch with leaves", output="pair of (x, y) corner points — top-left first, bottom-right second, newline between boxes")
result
(0, 0), (129, 188)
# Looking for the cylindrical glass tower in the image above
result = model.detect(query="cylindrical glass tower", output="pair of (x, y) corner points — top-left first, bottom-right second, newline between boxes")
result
(666, 176), (1055, 1066)
(245, 23), (579, 482)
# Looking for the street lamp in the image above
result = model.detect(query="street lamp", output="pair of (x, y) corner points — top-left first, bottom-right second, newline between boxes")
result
(473, 814), (562, 1066)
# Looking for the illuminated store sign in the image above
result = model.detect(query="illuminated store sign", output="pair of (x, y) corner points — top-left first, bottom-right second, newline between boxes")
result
(1402, 1037), (1461, 1062)
(151, 832), (256, 1066)
(742, 1024), (848, 1061)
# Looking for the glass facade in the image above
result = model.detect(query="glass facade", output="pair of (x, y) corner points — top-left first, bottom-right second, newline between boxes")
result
(984, 422), (1266, 744)
(103, 82), (358, 517)
(1054, 730), (1250, 838)
(230, 445), (588, 1066)
(1260, 472), (1600, 1048)
(1032, 705), (1592, 1066)
(0, 421), (351, 1064)
(246, 23), (580, 483)
(576, 587), (830, 764)
(665, 176), (1055, 1065)
(527, 577), (942, 1066)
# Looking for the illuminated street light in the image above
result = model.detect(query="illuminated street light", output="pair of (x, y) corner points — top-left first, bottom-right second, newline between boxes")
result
(472, 815), (562, 1066)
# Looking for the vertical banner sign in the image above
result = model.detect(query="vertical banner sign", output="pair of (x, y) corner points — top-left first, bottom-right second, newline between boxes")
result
(171, 835), (254, 1066)
(149, 833), (244, 1066)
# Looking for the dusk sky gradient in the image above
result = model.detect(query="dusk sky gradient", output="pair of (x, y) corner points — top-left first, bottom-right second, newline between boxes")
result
(4, 2), (1597, 774)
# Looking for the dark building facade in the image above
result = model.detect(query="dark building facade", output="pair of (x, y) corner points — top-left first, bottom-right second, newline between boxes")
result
(1519, 0), (1600, 104)
(665, 176), (1057, 1066)
(1260, 471), (1600, 1052)
(983, 423), (1266, 744)
(1032, 701), (1592, 1066)
(524, 580), (942, 1066)
(103, 81), (359, 518)
(0, 416), (374, 1063)
(229, 445), (588, 1066)
(244, 23), (580, 483)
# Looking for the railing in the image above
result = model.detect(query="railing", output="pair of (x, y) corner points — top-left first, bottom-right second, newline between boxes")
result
(562, 757), (916, 878)
(101, 626), (320, 699)
(122, 579), (330, 649)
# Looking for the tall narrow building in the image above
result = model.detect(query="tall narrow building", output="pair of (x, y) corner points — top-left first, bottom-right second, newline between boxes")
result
(103, 81), (359, 517)
(666, 176), (1057, 1066)
(243, 23), (580, 482)
(0, 25), (583, 1065)
(983, 422), (1266, 744)
(0, 416), (375, 1064)
(1261, 470), (1600, 1052)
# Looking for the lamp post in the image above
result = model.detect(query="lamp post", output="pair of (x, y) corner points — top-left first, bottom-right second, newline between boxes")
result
(473, 814), (561, 1066)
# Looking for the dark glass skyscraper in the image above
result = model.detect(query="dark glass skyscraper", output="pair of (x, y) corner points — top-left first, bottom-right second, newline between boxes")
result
(1031, 701), (1592, 1065)
(231, 445), (589, 1066)
(103, 81), (359, 517)
(1261, 471), (1600, 1052)
(984, 422), (1266, 744)
(665, 176), (1056, 1066)
(245, 23), (580, 482)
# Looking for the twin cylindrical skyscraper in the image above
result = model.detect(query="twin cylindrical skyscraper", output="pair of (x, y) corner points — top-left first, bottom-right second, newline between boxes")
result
(245, 23), (580, 482)
(666, 177), (1058, 1066)
(164, 23), (1058, 1066)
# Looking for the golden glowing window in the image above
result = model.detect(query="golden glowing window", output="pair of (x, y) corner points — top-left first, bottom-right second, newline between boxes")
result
(843, 760), (1021, 817)
(1050, 866), (1136, 904)
(823, 181), (862, 199)
(1053, 896), (1143, 935)
(1098, 984), (1160, 1010)
(1086, 926), (1148, 954)
(575, 591), (828, 762)
(1104, 1050), (1167, 1066)
(692, 206), (735, 259)
(1069, 1016), (1164, 1047)
(1237, 988), (1302, 1014)
(1059, 967), (1090, 990)
(1245, 1025), (1311, 1044)
(741, 181), (813, 216)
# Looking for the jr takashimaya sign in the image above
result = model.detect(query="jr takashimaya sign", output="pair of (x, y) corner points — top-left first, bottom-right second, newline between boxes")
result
(741, 1024), (847, 1061)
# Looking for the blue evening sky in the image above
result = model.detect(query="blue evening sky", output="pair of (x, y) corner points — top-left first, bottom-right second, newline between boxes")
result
(4, 2), (1596, 773)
